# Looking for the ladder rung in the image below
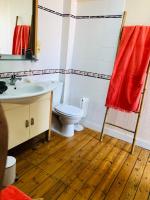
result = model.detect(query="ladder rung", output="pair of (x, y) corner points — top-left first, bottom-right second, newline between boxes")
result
(134, 111), (140, 114)
(105, 122), (135, 133)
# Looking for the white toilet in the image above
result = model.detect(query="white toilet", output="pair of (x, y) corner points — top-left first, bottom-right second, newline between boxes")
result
(52, 82), (83, 137)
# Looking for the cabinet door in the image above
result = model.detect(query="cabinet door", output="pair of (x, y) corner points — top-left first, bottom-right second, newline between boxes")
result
(4, 105), (30, 150)
(29, 98), (50, 138)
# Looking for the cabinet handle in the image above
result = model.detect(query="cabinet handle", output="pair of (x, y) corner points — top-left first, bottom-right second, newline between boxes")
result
(31, 118), (34, 126)
(25, 120), (29, 128)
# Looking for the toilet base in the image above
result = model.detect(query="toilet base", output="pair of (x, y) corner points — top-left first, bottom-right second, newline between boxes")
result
(52, 112), (81, 138)
(61, 124), (74, 137)
(52, 127), (74, 138)
(52, 114), (75, 137)
(74, 124), (84, 132)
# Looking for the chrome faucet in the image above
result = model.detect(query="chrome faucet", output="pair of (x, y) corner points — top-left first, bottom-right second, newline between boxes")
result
(10, 74), (22, 85)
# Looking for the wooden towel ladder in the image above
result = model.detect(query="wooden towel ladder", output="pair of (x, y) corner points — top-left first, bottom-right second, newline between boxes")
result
(99, 11), (150, 154)
(99, 66), (149, 154)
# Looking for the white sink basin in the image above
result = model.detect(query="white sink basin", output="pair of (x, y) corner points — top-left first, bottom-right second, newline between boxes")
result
(7, 84), (44, 95)
(0, 80), (57, 103)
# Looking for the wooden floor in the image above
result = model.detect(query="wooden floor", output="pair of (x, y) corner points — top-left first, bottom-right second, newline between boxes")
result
(12, 128), (150, 200)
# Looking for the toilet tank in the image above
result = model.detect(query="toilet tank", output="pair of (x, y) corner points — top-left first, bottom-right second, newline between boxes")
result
(52, 82), (63, 108)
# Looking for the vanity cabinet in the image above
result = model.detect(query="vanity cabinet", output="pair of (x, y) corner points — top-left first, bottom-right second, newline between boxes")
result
(4, 105), (30, 149)
(2, 93), (52, 150)
(29, 99), (50, 138)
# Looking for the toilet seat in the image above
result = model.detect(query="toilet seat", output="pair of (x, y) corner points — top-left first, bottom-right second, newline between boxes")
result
(55, 104), (83, 117)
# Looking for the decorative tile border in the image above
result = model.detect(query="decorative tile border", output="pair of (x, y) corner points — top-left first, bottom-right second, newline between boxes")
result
(38, 5), (122, 19)
(38, 5), (63, 17)
(0, 69), (111, 80)
(70, 69), (111, 80)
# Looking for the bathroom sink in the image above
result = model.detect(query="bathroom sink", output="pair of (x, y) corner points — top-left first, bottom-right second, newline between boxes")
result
(7, 84), (44, 95)
(0, 80), (57, 103)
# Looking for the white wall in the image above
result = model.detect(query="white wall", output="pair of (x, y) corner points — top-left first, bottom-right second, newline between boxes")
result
(38, 5), (62, 69)
(60, 0), (77, 101)
(40, 0), (63, 13)
(125, 0), (150, 25)
(76, 0), (125, 15)
(64, 0), (125, 133)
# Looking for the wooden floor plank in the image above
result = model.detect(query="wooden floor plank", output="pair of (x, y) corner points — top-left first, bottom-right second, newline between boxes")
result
(52, 137), (99, 180)
(14, 166), (49, 195)
(54, 134), (108, 181)
(74, 141), (129, 200)
(16, 158), (35, 177)
(134, 154), (150, 200)
(89, 142), (131, 200)
(30, 176), (58, 198)
(53, 133), (93, 161)
(42, 180), (66, 200)
(23, 131), (87, 166)
(86, 141), (127, 190)
(57, 138), (118, 200)
(86, 128), (101, 140)
(53, 186), (76, 200)
(31, 133), (110, 198)
(38, 134), (92, 176)
(12, 128), (150, 200)
(105, 146), (141, 200)
(59, 137), (116, 186)
(119, 149), (150, 200)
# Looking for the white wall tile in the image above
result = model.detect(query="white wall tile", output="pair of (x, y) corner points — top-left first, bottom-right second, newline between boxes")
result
(39, 0), (63, 13)
(71, 19), (121, 74)
(66, 0), (125, 135)
(38, 9), (62, 68)
(77, 0), (126, 16)
(69, 75), (110, 129)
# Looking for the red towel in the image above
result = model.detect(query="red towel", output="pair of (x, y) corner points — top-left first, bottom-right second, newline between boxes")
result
(106, 26), (150, 112)
(12, 25), (30, 55)
(0, 185), (32, 200)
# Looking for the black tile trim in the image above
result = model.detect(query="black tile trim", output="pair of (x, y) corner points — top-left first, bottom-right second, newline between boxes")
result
(38, 5), (63, 17)
(0, 69), (111, 80)
(38, 5), (122, 19)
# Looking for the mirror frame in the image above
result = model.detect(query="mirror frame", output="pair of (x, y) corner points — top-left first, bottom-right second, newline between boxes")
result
(32, 0), (38, 57)
(0, 0), (38, 61)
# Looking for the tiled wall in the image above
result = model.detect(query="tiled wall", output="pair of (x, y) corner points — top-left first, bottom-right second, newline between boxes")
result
(0, 1), (115, 80)
(0, 0), (125, 136)
(0, 1), (116, 80)
(64, 0), (125, 135)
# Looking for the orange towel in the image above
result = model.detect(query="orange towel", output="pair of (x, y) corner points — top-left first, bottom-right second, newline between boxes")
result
(0, 185), (32, 200)
(12, 25), (30, 55)
(106, 26), (150, 112)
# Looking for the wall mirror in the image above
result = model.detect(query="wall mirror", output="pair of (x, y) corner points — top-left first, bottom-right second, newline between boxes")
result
(0, 0), (38, 60)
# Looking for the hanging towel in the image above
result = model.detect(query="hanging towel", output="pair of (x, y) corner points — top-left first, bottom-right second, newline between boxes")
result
(0, 185), (32, 200)
(105, 26), (150, 112)
(12, 25), (30, 55)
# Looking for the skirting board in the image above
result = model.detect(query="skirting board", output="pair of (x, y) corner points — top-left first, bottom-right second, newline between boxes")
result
(83, 120), (150, 150)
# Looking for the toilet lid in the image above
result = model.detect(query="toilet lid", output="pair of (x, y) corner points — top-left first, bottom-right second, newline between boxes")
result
(55, 104), (83, 117)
